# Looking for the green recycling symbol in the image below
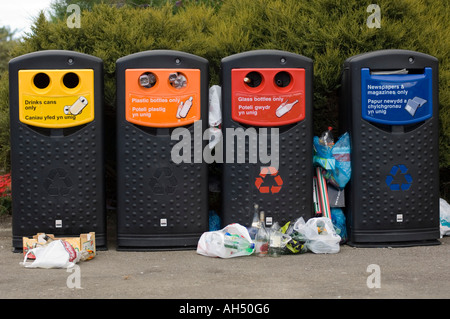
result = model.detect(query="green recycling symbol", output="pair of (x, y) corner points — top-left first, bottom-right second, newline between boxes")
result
(385, 164), (412, 191)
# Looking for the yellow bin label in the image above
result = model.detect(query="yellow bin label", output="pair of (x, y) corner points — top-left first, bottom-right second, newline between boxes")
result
(18, 69), (95, 128)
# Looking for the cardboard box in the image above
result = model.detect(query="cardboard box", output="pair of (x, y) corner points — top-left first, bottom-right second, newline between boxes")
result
(23, 232), (96, 260)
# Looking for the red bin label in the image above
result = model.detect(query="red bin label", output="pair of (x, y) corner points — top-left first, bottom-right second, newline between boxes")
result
(231, 68), (306, 127)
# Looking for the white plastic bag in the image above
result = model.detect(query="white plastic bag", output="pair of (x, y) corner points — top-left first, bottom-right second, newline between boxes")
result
(208, 85), (222, 127)
(440, 198), (450, 237)
(21, 239), (80, 269)
(293, 217), (341, 254)
(208, 85), (222, 149)
(197, 223), (254, 258)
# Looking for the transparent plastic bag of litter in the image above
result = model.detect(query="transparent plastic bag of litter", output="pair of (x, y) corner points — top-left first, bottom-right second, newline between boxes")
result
(293, 217), (341, 254)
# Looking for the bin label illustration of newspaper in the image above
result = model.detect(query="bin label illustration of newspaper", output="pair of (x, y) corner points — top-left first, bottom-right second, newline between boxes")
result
(405, 97), (427, 117)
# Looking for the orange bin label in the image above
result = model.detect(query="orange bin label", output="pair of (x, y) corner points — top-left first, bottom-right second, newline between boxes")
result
(231, 68), (306, 127)
(125, 69), (201, 128)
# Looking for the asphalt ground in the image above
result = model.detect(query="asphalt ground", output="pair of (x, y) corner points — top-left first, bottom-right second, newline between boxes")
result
(1, 213), (449, 311)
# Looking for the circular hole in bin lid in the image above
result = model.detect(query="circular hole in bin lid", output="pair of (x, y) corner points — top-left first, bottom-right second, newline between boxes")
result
(63, 72), (80, 89)
(139, 72), (157, 88)
(274, 71), (291, 88)
(33, 72), (50, 89)
(169, 72), (187, 89)
(243, 71), (262, 88)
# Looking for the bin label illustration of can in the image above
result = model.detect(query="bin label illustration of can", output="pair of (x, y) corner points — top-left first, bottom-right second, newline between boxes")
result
(18, 69), (94, 128)
(125, 69), (201, 128)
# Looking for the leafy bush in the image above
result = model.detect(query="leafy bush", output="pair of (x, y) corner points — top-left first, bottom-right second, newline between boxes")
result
(0, 173), (11, 216)
(0, 0), (448, 200)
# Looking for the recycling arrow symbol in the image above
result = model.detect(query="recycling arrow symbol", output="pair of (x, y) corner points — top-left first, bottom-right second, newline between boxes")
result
(255, 166), (283, 194)
(149, 167), (177, 195)
(44, 168), (73, 196)
(385, 164), (412, 191)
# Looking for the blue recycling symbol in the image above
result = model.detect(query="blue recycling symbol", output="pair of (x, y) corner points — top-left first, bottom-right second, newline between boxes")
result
(385, 165), (412, 191)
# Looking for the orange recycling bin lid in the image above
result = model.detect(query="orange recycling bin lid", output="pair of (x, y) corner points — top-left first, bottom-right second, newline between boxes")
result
(125, 68), (201, 128)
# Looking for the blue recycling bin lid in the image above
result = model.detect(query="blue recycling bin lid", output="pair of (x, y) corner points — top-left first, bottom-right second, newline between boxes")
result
(361, 67), (433, 125)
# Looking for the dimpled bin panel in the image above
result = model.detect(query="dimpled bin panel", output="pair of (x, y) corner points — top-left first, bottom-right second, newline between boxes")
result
(223, 121), (311, 226)
(119, 124), (206, 234)
(355, 121), (437, 230)
(13, 125), (103, 234)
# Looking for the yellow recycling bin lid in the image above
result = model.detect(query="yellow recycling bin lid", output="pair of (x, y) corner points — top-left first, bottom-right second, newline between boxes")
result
(18, 69), (95, 128)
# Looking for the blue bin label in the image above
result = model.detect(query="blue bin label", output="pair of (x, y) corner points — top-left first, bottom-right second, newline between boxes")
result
(361, 68), (433, 125)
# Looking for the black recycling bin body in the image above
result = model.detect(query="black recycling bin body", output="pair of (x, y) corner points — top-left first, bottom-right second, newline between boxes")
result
(116, 50), (209, 250)
(221, 50), (314, 227)
(9, 50), (106, 250)
(340, 49), (440, 246)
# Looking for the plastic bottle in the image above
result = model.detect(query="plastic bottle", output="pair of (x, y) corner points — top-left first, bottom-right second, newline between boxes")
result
(247, 204), (260, 241)
(255, 211), (269, 257)
(169, 72), (187, 89)
(139, 72), (156, 88)
(319, 126), (334, 147)
(223, 232), (255, 253)
(268, 222), (282, 257)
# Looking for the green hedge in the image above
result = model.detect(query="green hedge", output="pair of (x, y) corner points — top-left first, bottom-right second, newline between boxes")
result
(0, 0), (449, 199)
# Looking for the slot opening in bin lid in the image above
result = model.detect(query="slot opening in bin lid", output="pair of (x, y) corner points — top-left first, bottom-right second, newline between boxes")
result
(369, 68), (426, 75)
